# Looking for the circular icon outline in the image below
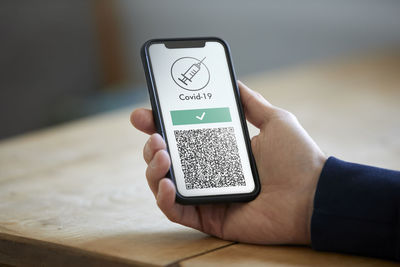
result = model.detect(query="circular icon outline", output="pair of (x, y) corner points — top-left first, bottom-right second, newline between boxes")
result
(170, 57), (210, 91)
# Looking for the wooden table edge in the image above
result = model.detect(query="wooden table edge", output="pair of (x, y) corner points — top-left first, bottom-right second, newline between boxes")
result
(0, 232), (157, 267)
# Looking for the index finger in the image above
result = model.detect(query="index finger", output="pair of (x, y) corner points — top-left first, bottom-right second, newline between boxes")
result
(130, 108), (157, 135)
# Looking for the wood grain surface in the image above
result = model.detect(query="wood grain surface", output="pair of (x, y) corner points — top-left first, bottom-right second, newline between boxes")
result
(0, 51), (399, 266)
(0, 110), (231, 266)
(181, 244), (400, 267)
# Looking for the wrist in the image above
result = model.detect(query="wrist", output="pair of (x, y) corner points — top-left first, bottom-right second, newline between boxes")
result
(304, 153), (328, 245)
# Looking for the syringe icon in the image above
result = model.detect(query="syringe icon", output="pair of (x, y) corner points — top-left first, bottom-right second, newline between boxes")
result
(178, 57), (206, 85)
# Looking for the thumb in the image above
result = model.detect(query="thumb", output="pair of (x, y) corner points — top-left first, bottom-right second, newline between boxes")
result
(237, 80), (275, 128)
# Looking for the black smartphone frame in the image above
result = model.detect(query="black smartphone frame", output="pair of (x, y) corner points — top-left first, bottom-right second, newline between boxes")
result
(141, 37), (260, 204)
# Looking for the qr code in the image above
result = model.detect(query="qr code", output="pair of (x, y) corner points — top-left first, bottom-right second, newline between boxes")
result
(174, 127), (246, 190)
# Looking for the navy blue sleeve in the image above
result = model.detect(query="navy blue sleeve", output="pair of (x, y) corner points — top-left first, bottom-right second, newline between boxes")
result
(311, 157), (400, 260)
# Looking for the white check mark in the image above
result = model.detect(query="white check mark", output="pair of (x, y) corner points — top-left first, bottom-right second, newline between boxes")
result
(196, 112), (206, 120)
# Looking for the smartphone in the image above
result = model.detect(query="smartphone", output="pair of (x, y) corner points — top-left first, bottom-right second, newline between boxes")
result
(141, 37), (260, 204)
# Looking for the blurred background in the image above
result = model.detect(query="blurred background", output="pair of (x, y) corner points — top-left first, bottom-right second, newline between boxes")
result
(1, 0), (399, 140)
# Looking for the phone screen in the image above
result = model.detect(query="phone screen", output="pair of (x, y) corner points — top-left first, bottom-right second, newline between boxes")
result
(148, 40), (255, 197)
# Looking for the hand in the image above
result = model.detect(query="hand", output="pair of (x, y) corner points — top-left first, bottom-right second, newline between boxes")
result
(130, 81), (327, 245)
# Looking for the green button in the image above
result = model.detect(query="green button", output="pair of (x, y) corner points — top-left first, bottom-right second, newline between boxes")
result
(171, 107), (231, 125)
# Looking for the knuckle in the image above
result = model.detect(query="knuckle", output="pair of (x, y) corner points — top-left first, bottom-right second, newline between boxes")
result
(275, 108), (298, 121)
(165, 212), (178, 223)
(256, 92), (264, 100)
(287, 111), (298, 121)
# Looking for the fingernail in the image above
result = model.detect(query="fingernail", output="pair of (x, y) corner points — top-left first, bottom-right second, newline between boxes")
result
(145, 138), (152, 156)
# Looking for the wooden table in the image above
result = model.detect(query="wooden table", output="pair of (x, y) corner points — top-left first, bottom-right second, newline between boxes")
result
(1, 51), (399, 266)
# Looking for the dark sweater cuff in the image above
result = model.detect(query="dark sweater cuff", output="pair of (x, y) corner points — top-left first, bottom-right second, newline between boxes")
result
(311, 157), (400, 260)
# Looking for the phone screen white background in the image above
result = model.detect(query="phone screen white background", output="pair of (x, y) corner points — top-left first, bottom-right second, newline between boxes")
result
(148, 41), (255, 197)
